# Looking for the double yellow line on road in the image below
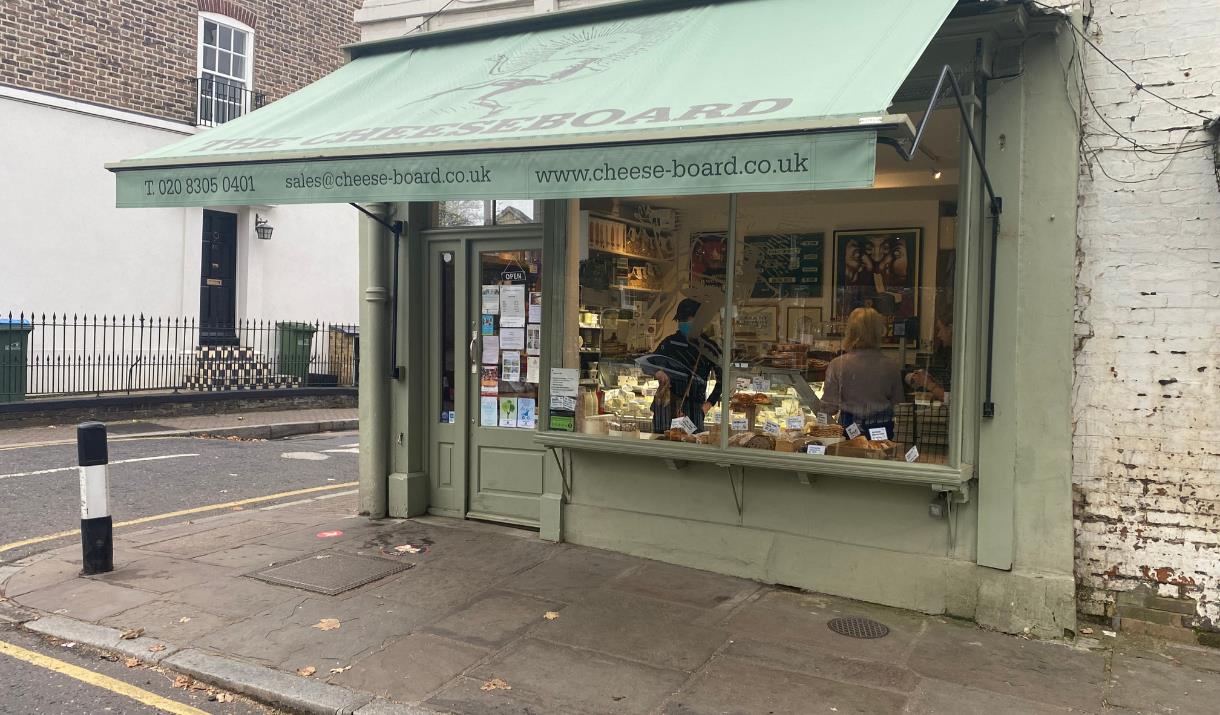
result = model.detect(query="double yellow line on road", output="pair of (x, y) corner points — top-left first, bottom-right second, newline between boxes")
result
(0, 481), (358, 556)
(0, 639), (210, 714)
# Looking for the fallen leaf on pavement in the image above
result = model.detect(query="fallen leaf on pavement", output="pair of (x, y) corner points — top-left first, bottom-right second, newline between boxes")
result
(480, 678), (511, 692)
(296, 666), (317, 677)
(148, 644), (167, 653)
(172, 675), (191, 689)
(329, 665), (352, 674)
(215, 692), (234, 703)
(178, 617), (191, 624)
(60, 641), (76, 648)
(120, 628), (144, 640)
(312, 618), (341, 631)
(393, 544), (423, 554)
(543, 611), (560, 621)
(1079, 627), (1094, 635)
(123, 657), (141, 668)
(231, 506), (244, 511)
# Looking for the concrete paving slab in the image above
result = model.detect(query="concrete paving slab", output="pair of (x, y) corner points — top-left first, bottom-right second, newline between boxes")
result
(87, 554), (234, 593)
(722, 638), (920, 693)
(357, 562), (505, 615)
(449, 638), (688, 715)
(499, 546), (637, 604)
(607, 559), (760, 612)
(254, 519), (387, 553)
(16, 578), (159, 621)
(162, 574), (307, 620)
(1107, 649), (1220, 715)
(193, 543), (304, 570)
(139, 519), (279, 558)
(100, 598), (235, 642)
(723, 589), (926, 664)
(536, 589), (727, 672)
(664, 658), (907, 714)
(425, 531), (557, 577)
(908, 619), (1106, 711)
(0, 557), (80, 598)
(332, 632), (489, 703)
(427, 590), (562, 649)
(903, 678), (1079, 714)
(198, 593), (422, 673)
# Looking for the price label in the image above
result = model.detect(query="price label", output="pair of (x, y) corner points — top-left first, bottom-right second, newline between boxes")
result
(905, 445), (920, 463)
(731, 417), (749, 431)
(816, 412), (829, 425)
(671, 416), (697, 434)
(762, 421), (781, 436)
(751, 376), (771, 392)
(550, 395), (578, 412)
(845, 423), (862, 439)
(734, 377), (752, 391)
(785, 416), (805, 430)
(868, 427), (889, 441)
(806, 444), (826, 456)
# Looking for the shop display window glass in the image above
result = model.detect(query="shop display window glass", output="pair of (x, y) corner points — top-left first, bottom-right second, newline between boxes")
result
(564, 195), (729, 445)
(726, 192), (956, 464)
(554, 186), (959, 467)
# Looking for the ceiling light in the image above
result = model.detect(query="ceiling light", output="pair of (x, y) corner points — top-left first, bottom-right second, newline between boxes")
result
(932, 170), (943, 181)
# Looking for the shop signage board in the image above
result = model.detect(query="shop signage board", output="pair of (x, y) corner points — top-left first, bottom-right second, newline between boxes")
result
(743, 233), (824, 298)
(114, 133), (877, 207)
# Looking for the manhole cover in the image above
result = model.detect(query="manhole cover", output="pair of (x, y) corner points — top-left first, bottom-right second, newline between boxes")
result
(827, 616), (890, 639)
(248, 551), (412, 596)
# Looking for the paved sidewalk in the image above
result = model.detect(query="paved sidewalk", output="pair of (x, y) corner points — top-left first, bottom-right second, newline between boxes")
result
(3, 493), (1219, 714)
(0, 407), (357, 448)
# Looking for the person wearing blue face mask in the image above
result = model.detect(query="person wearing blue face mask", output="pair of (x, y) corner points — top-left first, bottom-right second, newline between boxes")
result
(645, 298), (723, 434)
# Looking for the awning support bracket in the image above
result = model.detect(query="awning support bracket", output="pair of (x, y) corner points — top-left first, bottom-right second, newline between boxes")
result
(350, 203), (405, 381)
(879, 64), (1003, 419)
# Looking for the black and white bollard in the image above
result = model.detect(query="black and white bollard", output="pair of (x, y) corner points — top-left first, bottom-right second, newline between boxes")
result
(77, 421), (112, 575)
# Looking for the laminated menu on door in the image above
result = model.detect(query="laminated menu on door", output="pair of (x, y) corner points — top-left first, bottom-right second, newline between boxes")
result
(526, 356), (540, 384)
(481, 336), (499, 364)
(500, 285), (526, 327)
(528, 292), (542, 323)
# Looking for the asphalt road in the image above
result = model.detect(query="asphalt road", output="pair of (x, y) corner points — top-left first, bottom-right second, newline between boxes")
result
(0, 621), (282, 714)
(0, 431), (360, 563)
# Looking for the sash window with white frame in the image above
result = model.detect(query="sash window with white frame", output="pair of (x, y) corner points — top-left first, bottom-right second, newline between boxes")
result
(197, 14), (255, 126)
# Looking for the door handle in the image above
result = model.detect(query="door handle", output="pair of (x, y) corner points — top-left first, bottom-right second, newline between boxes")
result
(468, 330), (478, 374)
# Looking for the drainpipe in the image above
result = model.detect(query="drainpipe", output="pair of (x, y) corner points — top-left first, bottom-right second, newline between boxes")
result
(357, 202), (391, 518)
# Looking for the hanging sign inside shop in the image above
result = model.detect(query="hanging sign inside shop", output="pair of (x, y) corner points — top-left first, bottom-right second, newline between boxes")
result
(845, 423), (862, 440)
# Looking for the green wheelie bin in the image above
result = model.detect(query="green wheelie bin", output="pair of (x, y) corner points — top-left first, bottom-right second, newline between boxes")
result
(276, 321), (317, 380)
(0, 318), (33, 403)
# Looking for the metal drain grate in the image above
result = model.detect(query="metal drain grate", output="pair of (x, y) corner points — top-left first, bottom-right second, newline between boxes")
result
(248, 552), (412, 596)
(827, 616), (890, 639)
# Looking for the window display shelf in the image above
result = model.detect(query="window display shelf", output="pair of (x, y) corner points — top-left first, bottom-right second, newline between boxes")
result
(536, 432), (971, 491)
(589, 247), (672, 264)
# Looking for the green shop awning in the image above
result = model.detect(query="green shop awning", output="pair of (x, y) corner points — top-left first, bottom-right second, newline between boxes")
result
(108, 0), (957, 208)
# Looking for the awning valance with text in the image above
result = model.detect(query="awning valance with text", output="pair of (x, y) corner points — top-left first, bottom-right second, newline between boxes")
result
(108, 0), (957, 208)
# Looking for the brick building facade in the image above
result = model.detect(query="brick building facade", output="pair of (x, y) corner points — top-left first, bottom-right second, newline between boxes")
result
(1069, 0), (1220, 633)
(0, 0), (363, 124)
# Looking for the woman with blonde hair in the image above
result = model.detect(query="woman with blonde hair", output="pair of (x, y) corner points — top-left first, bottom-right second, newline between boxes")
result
(820, 307), (905, 440)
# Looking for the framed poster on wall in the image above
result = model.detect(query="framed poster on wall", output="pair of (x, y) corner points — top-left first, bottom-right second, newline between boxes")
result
(832, 228), (921, 321)
(742, 233), (824, 299)
(689, 232), (727, 288)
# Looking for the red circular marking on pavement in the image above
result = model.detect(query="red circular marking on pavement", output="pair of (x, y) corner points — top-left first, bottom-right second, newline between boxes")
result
(316, 530), (344, 538)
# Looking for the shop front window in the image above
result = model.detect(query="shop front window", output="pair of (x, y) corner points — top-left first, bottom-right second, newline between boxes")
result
(555, 187), (958, 466)
(726, 193), (956, 463)
(568, 195), (729, 445)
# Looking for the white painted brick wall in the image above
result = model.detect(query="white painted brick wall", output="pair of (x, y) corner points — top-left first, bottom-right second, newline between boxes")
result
(1068, 0), (1220, 627)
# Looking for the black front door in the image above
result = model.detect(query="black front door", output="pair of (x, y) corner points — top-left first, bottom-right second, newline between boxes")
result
(200, 210), (238, 346)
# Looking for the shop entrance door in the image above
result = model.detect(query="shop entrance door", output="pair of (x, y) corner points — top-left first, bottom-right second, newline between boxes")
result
(466, 239), (545, 526)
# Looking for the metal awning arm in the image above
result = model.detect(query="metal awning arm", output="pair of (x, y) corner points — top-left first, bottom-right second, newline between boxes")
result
(880, 64), (1002, 217)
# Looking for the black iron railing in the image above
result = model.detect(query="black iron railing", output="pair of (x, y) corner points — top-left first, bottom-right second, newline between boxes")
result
(192, 76), (266, 127)
(0, 313), (358, 402)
